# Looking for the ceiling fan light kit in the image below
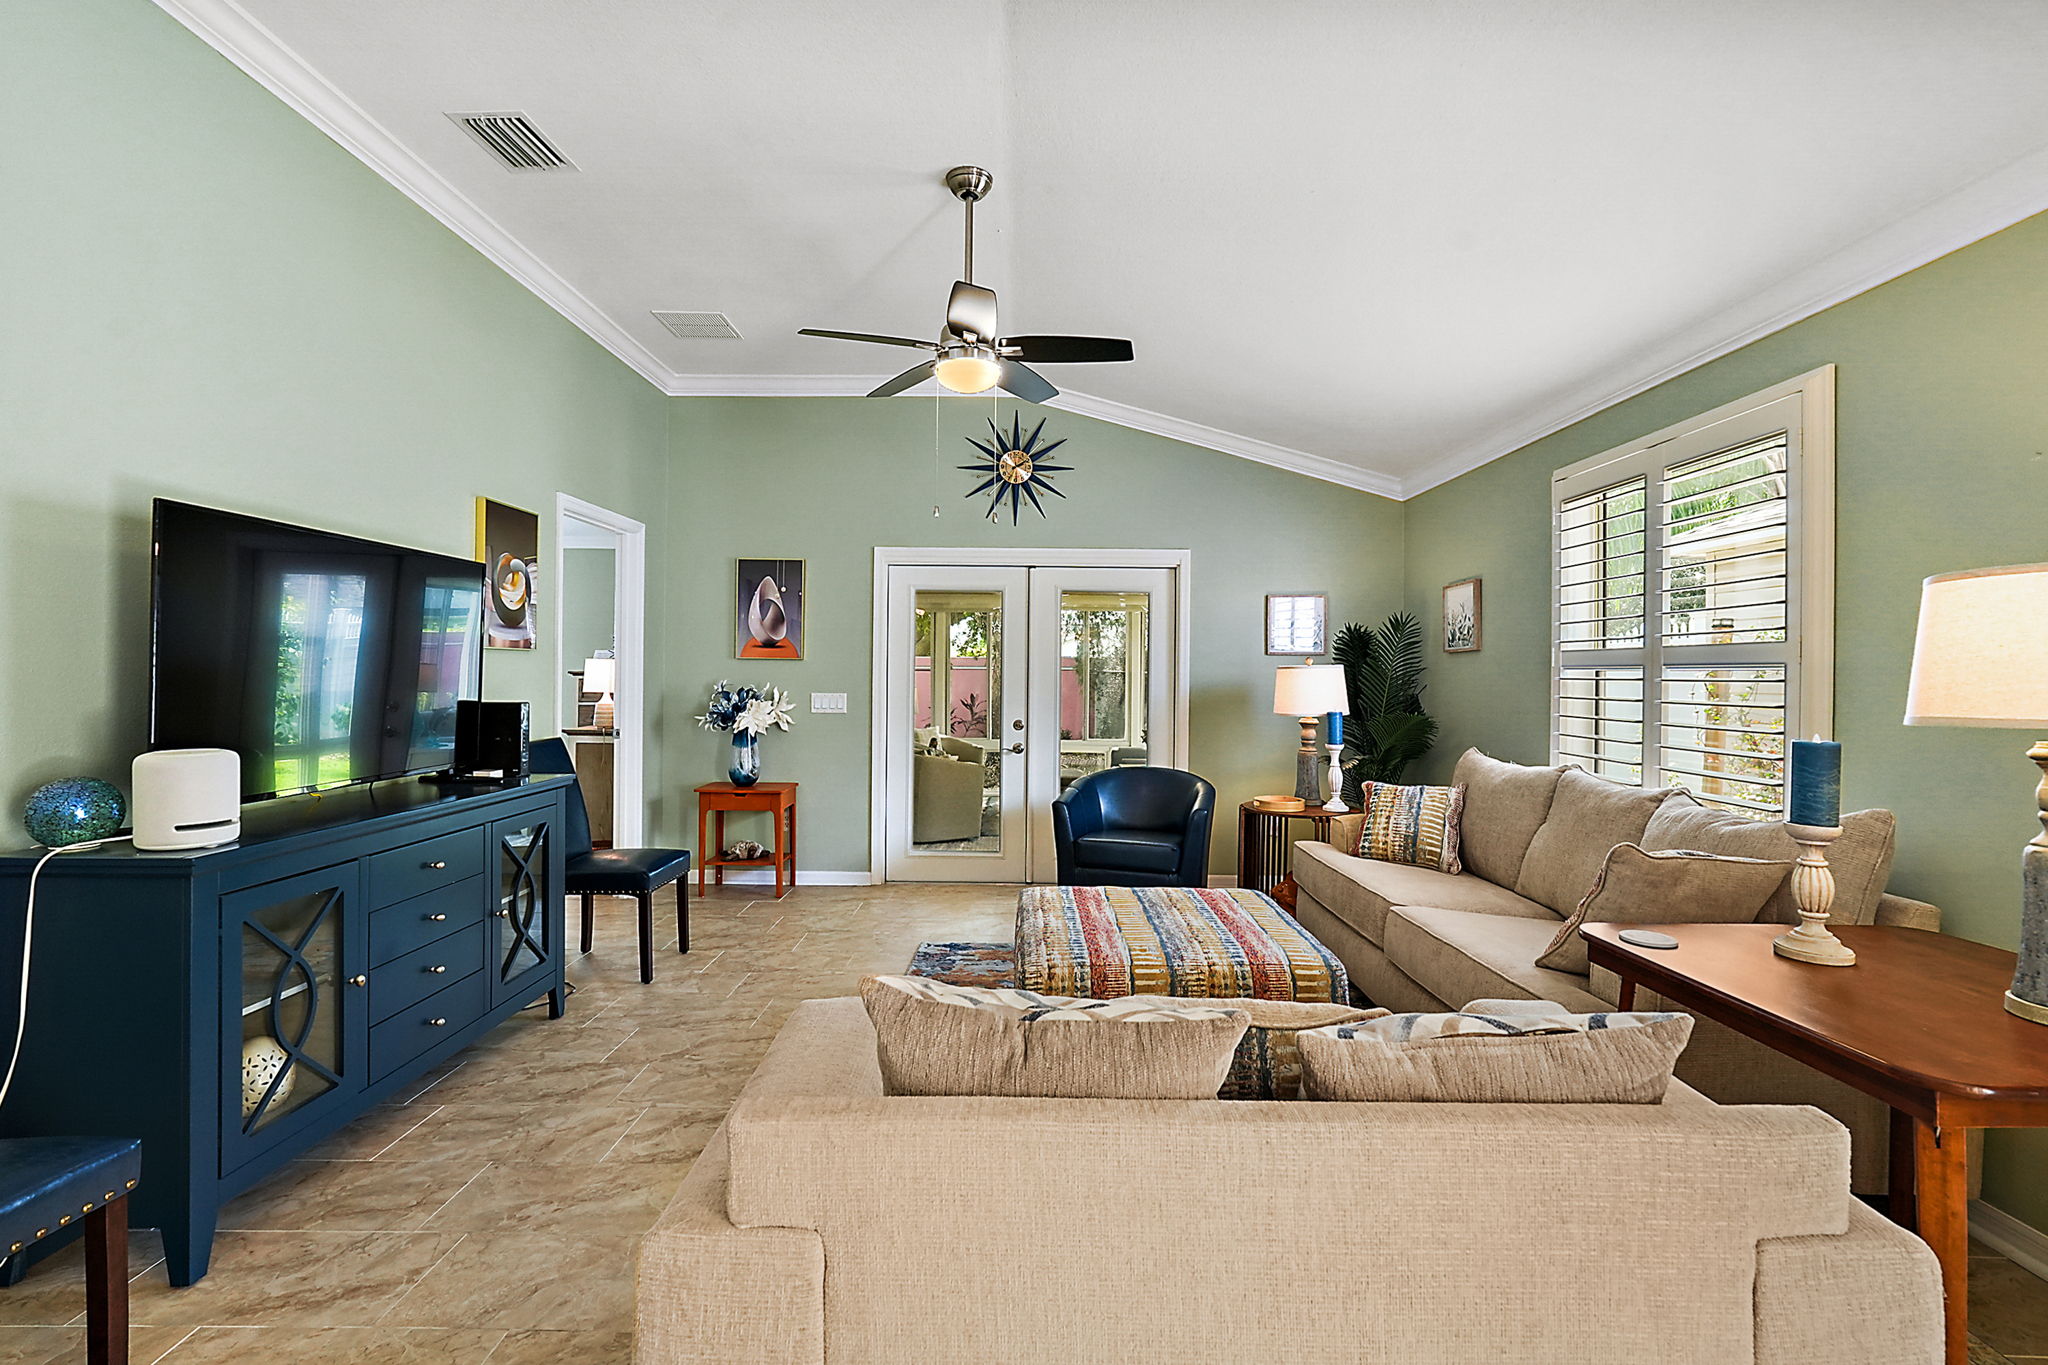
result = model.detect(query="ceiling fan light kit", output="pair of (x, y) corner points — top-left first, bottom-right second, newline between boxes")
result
(798, 166), (1133, 403)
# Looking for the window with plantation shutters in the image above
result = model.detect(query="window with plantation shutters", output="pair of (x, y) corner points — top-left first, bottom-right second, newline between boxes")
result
(1550, 372), (1835, 818)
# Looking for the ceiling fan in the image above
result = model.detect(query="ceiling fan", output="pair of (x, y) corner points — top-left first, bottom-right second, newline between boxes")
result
(798, 165), (1133, 403)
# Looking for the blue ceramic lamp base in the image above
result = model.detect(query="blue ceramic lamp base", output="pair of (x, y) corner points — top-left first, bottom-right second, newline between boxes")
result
(2002, 743), (2048, 1025)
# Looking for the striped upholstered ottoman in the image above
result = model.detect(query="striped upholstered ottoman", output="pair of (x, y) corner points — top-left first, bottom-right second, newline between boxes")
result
(1016, 885), (1349, 1003)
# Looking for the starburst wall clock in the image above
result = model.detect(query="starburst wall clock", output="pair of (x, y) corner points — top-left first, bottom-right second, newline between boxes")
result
(960, 414), (1074, 524)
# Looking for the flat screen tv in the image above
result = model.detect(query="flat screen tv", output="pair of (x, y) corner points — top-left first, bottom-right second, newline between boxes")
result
(150, 499), (487, 801)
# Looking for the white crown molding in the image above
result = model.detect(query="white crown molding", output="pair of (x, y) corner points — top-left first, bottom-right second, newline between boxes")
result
(151, 0), (673, 390)
(663, 373), (885, 397)
(1398, 141), (2048, 499)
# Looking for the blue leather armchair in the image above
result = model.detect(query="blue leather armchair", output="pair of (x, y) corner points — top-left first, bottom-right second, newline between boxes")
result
(1051, 767), (1216, 887)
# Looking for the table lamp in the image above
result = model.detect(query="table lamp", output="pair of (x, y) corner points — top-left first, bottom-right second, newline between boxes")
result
(1904, 563), (2048, 1024)
(582, 656), (618, 731)
(1274, 664), (1348, 803)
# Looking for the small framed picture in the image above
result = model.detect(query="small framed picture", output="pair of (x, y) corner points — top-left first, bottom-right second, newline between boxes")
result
(1265, 593), (1327, 656)
(476, 497), (539, 650)
(1443, 578), (1481, 653)
(737, 558), (804, 660)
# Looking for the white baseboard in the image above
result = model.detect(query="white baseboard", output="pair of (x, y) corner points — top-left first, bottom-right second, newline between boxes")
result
(1970, 1199), (2048, 1280)
(710, 869), (878, 887)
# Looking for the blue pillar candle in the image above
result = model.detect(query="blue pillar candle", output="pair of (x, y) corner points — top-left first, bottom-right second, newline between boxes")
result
(1326, 711), (1343, 746)
(1788, 739), (1842, 828)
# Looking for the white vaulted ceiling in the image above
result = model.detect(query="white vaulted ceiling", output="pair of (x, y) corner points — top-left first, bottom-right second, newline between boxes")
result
(163, 0), (2048, 495)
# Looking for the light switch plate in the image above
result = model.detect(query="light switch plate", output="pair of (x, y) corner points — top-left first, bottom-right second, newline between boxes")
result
(810, 692), (848, 714)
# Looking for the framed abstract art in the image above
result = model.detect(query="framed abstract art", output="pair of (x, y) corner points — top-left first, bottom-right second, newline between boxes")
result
(737, 558), (804, 660)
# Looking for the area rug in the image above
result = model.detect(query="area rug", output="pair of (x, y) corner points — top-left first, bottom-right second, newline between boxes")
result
(905, 941), (1018, 989)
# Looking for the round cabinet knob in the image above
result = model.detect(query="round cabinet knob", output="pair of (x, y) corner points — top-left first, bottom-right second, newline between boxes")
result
(426, 913), (447, 922)
(427, 1017), (447, 1027)
(349, 974), (368, 987)
(424, 860), (447, 870)
(427, 965), (447, 974)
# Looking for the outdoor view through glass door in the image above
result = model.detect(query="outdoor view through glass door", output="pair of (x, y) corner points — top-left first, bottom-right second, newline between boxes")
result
(881, 559), (1180, 883)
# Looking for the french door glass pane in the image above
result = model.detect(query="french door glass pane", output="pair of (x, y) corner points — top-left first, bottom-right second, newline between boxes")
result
(1059, 590), (1150, 786)
(911, 591), (1001, 851)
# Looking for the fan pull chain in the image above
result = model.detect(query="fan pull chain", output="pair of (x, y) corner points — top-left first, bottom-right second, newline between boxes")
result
(932, 387), (943, 518)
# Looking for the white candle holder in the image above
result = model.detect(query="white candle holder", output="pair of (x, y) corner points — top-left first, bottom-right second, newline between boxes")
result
(1772, 823), (1857, 967)
(1322, 745), (1349, 813)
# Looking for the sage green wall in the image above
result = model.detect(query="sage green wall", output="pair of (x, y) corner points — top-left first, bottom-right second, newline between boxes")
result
(2, 0), (669, 814)
(664, 398), (1404, 873)
(1402, 208), (2048, 1227)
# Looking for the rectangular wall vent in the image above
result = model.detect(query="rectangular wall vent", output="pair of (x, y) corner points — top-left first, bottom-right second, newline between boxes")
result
(652, 311), (742, 339)
(447, 112), (575, 171)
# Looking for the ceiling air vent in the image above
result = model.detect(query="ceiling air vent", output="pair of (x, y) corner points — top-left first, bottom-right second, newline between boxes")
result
(652, 311), (742, 340)
(447, 112), (575, 171)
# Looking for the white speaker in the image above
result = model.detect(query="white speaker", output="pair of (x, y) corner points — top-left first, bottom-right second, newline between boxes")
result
(132, 749), (242, 851)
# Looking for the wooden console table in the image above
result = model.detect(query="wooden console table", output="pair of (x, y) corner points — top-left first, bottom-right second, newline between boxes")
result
(1584, 921), (2048, 1365)
(696, 781), (797, 898)
(1236, 801), (1333, 908)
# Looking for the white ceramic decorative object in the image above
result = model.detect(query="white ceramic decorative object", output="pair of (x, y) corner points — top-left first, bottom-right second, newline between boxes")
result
(1771, 823), (1857, 966)
(241, 1037), (295, 1119)
(1322, 745), (1349, 813)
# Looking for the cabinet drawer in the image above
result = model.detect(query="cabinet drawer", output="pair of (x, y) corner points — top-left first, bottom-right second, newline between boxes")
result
(368, 828), (485, 908)
(369, 877), (482, 967)
(372, 921), (486, 1024)
(370, 970), (486, 1080)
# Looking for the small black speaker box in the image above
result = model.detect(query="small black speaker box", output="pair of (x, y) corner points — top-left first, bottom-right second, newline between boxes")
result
(455, 700), (530, 782)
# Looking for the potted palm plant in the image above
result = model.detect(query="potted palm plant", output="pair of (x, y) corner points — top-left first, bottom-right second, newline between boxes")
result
(1332, 612), (1439, 804)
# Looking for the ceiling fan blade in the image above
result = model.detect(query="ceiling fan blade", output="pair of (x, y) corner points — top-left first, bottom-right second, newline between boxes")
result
(999, 335), (1134, 364)
(798, 328), (937, 349)
(996, 359), (1057, 404)
(946, 281), (999, 341)
(867, 360), (937, 398)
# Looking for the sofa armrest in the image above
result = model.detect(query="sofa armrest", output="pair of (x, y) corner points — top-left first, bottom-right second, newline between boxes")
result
(1873, 892), (1941, 932)
(1755, 1197), (1942, 1364)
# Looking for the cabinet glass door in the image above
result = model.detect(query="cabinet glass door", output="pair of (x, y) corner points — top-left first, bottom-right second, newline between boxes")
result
(493, 816), (553, 1003)
(222, 865), (364, 1167)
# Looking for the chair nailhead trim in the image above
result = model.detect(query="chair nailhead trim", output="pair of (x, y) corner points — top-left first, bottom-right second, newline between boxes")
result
(81, 1204), (92, 1213)
(7, 1243), (18, 1253)
(125, 1180), (136, 1189)
(34, 1228), (46, 1238)
(57, 1216), (71, 1227)
(104, 1191), (115, 1202)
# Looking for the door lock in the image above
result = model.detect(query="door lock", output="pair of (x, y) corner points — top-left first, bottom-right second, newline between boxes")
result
(1007, 742), (1024, 754)
(1011, 719), (1024, 731)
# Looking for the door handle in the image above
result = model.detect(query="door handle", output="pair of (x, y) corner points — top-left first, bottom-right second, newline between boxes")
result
(426, 913), (447, 922)
(427, 1017), (447, 1027)
(424, 860), (447, 870)
(1007, 743), (1024, 754)
(349, 974), (368, 987)
(427, 965), (447, 974)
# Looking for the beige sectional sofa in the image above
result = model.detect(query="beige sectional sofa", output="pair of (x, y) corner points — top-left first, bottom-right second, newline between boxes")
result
(1289, 747), (1942, 1191)
(636, 996), (1941, 1363)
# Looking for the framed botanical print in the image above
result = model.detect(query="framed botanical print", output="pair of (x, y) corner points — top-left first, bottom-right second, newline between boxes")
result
(737, 558), (804, 659)
(1443, 578), (1481, 653)
(1265, 593), (1327, 656)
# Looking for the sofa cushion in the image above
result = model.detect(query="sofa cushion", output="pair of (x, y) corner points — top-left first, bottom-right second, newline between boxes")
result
(1216, 999), (1389, 1100)
(859, 976), (1247, 1099)
(1535, 844), (1793, 974)
(1072, 830), (1182, 875)
(1381, 904), (1611, 1013)
(1342, 782), (1467, 874)
(1452, 748), (1569, 887)
(1641, 797), (1897, 927)
(1298, 998), (1693, 1103)
(1513, 769), (1676, 915)
(1292, 841), (1557, 948)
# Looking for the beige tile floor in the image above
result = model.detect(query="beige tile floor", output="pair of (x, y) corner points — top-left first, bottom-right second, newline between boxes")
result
(0, 881), (2041, 1363)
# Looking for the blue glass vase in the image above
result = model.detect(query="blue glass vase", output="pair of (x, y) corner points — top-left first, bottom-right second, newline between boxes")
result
(23, 777), (127, 848)
(729, 732), (761, 787)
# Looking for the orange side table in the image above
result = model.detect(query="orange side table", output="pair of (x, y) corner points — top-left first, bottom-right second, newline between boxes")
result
(695, 781), (797, 898)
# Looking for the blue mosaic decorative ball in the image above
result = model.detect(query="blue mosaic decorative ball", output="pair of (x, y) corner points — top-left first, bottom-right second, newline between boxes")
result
(22, 778), (127, 848)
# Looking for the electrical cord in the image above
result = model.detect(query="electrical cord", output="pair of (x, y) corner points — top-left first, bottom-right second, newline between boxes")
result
(0, 837), (129, 1112)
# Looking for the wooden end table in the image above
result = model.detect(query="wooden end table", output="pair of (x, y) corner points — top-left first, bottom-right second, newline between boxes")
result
(1236, 801), (1335, 908)
(695, 782), (797, 898)
(1584, 921), (2048, 1365)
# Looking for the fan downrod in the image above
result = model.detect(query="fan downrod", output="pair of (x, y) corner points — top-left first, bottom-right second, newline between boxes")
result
(945, 165), (993, 203)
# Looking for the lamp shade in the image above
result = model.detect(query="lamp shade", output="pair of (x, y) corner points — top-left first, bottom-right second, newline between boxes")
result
(581, 657), (617, 695)
(1904, 564), (2048, 728)
(1273, 664), (1348, 717)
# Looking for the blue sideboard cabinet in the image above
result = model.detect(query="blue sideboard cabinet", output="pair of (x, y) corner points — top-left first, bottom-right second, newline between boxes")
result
(0, 774), (571, 1286)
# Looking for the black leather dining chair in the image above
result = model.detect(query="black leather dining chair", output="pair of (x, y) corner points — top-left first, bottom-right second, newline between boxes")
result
(529, 738), (690, 983)
(0, 1136), (140, 1363)
(1051, 766), (1216, 887)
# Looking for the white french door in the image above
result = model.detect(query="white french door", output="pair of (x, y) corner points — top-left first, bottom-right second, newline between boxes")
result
(879, 558), (1182, 883)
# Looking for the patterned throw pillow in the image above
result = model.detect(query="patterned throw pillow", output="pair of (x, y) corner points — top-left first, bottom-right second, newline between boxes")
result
(1342, 782), (1466, 874)
(1298, 998), (1693, 1103)
(860, 975), (1250, 1099)
(1534, 843), (1794, 974)
(1212, 999), (1388, 1100)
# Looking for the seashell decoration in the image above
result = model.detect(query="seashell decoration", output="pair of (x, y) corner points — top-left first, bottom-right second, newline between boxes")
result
(241, 1037), (295, 1119)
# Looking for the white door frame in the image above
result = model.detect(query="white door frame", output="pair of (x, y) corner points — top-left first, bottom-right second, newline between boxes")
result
(869, 546), (1193, 882)
(553, 493), (647, 848)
